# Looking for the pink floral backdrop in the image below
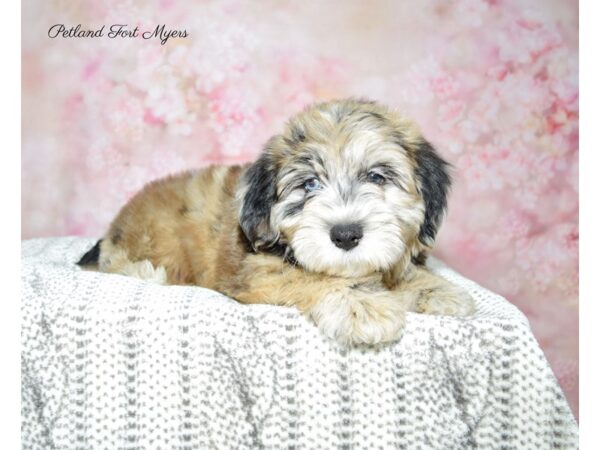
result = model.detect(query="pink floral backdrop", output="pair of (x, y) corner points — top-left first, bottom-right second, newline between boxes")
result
(22, 0), (579, 416)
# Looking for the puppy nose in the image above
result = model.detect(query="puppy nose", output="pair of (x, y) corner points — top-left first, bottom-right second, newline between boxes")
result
(330, 223), (363, 251)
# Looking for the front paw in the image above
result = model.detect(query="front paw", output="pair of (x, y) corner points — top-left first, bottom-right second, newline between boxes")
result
(309, 291), (406, 346)
(416, 283), (475, 317)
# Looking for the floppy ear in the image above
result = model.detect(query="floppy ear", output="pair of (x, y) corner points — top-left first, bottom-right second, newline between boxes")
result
(239, 148), (279, 251)
(414, 140), (452, 247)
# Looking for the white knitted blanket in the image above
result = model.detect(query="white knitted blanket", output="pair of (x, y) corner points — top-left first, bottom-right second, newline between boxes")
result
(22, 237), (578, 449)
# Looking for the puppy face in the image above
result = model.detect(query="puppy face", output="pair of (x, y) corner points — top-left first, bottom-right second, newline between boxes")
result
(239, 99), (450, 278)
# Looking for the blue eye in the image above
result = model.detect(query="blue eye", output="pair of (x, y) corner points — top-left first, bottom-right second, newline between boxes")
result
(367, 171), (386, 185)
(303, 178), (321, 192)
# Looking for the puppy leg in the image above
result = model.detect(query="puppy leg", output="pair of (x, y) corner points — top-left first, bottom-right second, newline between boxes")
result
(119, 260), (168, 285)
(309, 283), (411, 346)
(220, 255), (418, 346)
(98, 241), (167, 285)
(397, 265), (475, 317)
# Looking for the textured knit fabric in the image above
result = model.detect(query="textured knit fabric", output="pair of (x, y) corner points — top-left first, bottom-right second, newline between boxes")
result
(22, 237), (578, 450)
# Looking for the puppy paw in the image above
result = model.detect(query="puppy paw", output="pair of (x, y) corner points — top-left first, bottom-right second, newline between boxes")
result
(416, 283), (475, 317)
(310, 291), (406, 346)
(121, 259), (168, 285)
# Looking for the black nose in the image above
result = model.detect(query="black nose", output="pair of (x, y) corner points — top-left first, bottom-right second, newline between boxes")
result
(330, 223), (363, 251)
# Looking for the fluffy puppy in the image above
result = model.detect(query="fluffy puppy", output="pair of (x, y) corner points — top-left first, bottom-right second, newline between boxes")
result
(78, 98), (475, 345)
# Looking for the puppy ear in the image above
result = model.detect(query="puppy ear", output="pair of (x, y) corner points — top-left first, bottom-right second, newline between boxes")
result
(414, 140), (452, 247)
(239, 148), (279, 250)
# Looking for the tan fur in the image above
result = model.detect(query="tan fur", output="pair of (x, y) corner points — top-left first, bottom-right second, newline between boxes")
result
(90, 98), (475, 346)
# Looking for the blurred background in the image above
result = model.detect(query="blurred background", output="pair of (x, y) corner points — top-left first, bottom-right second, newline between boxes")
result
(22, 0), (578, 416)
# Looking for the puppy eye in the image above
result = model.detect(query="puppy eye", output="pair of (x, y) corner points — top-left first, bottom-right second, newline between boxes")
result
(303, 178), (321, 192)
(367, 171), (386, 185)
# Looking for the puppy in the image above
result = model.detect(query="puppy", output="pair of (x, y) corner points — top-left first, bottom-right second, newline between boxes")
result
(78, 98), (475, 345)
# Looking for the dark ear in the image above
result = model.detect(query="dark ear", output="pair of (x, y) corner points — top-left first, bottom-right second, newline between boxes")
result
(239, 149), (279, 251)
(414, 140), (452, 246)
